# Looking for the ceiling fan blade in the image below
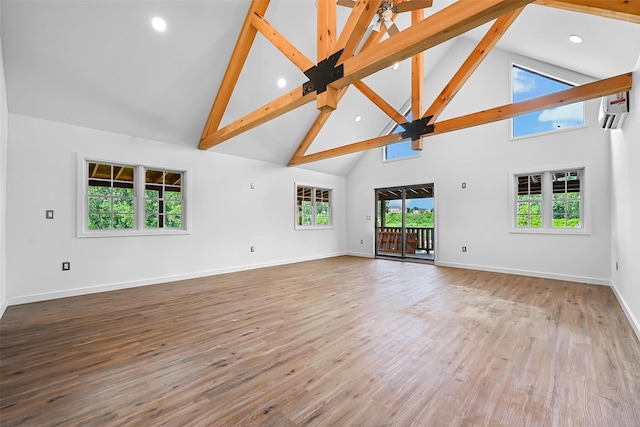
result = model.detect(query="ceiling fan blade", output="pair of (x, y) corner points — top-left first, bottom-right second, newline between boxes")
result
(393, 0), (433, 13)
(386, 22), (400, 36)
(337, 0), (356, 8)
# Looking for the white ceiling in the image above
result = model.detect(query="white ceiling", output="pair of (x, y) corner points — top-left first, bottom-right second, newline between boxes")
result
(2, 1), (639, 176)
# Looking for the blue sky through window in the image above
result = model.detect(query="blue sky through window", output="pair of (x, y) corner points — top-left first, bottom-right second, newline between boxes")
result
(384, 111), (420, 161)
(512, 65), (584, 138)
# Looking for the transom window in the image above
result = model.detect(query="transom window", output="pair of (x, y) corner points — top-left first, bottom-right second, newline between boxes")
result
(80, 160), (187, 237)
(511, 64), (585, 138)
(296, 185), (332, 228)
(514, 169), (583, 231)
(384, 111), (420, 162)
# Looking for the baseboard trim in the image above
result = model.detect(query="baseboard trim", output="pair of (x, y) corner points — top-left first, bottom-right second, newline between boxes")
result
(6, 252), (347, 307)
(610, 280), (640, 342)
(435, 261), (610, 286)
(346, 251), (374, 258)
(0, 299), (7, 319)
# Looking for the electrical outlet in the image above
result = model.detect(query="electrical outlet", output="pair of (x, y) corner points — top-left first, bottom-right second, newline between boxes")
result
(250, 183), (255, 189)
(62, 262), (70, 271)
(250, 246), (255, 252)
(46, 210), (54, 219)
(462, 246), (467, 252)
(360, 239), (363, 244)
(461, 182), (466, 189)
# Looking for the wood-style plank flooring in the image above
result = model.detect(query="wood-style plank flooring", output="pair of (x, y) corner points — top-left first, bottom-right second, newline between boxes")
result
(1, 256), (640, 426)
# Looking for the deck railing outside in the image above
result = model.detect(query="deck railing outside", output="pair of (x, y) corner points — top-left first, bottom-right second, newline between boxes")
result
(377, 227), (434, 253)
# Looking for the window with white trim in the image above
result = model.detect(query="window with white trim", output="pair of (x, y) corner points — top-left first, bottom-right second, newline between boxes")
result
(514, 169), (583, 230)
(511, 64), (585, 138)
(296, 185), (332, 228)
(81, 160), (187, 236)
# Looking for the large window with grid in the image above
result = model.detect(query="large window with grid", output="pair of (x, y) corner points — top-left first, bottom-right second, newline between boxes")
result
(296, 185), (333, 229)
(514, 169), (583, 231)
(80, 159), (187, 237)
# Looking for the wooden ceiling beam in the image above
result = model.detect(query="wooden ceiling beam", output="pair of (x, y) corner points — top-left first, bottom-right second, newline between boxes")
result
(535, 0), (640, 24)
(317, 0), (337, 60)
(250, 12), (314, 72)
(334, 0), (534, 89)
(353, 80), (407, 124)
(335, 0), (383, 63)
(200, 0), (270, 140)
(289, 87), (350, 163)
(200, 0), (533, 151)
(416, 6), (524, 145)
(288, 21), (391, 165)
(199, 88), (316, 150)
(289, 72), (632, 165)
(410, 8), (425, 151)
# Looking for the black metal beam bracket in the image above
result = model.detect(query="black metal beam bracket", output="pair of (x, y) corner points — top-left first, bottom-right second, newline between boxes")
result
(398, 116), (435, 141)
(302, 49), (345, 96)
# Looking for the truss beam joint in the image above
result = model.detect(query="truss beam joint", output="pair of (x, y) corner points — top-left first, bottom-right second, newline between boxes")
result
(399, 116), (435, 141)
(303, 49), (345, 96)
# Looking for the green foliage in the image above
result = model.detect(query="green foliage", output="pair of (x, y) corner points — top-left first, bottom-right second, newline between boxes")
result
(383, 211), (434, 228)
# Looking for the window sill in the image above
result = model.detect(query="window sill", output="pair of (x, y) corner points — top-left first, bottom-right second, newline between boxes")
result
(510, 227), (590, 236)
(77, 228), (190, 238)
(295, 225), (335, 231)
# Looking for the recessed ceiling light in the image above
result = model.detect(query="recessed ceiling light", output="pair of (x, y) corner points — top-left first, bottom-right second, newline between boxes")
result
(392, 62), (400, 71)
(152, 17), (167, 32)
(354, 115), (362, 122)
(569, 34), (583, 43)
(277, 78), (287, 88)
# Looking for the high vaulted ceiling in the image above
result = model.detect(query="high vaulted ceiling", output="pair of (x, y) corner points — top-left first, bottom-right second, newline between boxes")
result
(2, 1), (640, 176)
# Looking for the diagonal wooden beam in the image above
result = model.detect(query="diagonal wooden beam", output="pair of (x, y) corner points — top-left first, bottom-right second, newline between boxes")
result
(199, 88), (316, 150)
(201, 0), (270, 140)
(251, 12), (315, 73)
(410, 8), (425, 151)
(289, 87), (350, 162)
(335, 0), (534, 88)
(335, 0), (383, 63)
(288, 72), (632, 165)
(353, 80), (407, 124)
(287, 21), (392, 165)
(201, 0), (534, 151)
(414, 6), (525, 150)
(535, 0), (640, 23)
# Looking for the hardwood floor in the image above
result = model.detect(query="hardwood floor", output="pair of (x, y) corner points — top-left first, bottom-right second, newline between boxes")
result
(1, 256), (639, 426)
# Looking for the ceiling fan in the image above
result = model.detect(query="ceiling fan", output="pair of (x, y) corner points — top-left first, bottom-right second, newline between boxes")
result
(337, 0), (433, 36)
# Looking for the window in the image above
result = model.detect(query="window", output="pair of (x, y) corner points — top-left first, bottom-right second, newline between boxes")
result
(80, 159), (188, 237)
(384, 111), (420, 162)
(511, 64), (585, 138)
(513, 169), (583, 232)
(145, 169), (183, 229)
(87, 163), (135, 230)
(296, 185), (332, 228)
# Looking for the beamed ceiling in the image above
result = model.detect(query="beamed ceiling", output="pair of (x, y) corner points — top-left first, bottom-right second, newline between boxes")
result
(200, 0), (637, 167)
(2, 1), (640, 176)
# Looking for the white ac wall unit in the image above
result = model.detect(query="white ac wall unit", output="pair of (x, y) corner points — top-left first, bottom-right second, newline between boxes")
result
(599, 91), (629, 130)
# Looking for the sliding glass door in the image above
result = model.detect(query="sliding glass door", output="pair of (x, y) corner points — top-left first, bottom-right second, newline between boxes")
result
(375, 184), (435, 261)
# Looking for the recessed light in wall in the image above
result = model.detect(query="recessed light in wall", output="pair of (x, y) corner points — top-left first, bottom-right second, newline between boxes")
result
(152, 17), (167, 32)
(354, 115), (362, 122)
(277, 78), (287, 88)
(569, 34), (583, 43)
(392, 62), (400, 71)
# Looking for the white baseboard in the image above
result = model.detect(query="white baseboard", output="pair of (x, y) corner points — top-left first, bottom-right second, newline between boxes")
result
(435, 261), (611, 286)
(346, 251), (374, 258)
(0, 299), (7, 318)
(610, 280), (640, 342)
(6, 252), (347, 307)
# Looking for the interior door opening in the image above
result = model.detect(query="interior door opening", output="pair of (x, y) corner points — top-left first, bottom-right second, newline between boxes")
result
(375, 184), (435, 262)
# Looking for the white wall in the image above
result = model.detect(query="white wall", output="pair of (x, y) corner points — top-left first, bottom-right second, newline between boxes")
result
(0, 20), (8, 316)
(610, 55), (640, 337)
(347, 40), (612, 284)
(5, 114), (346, 305)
